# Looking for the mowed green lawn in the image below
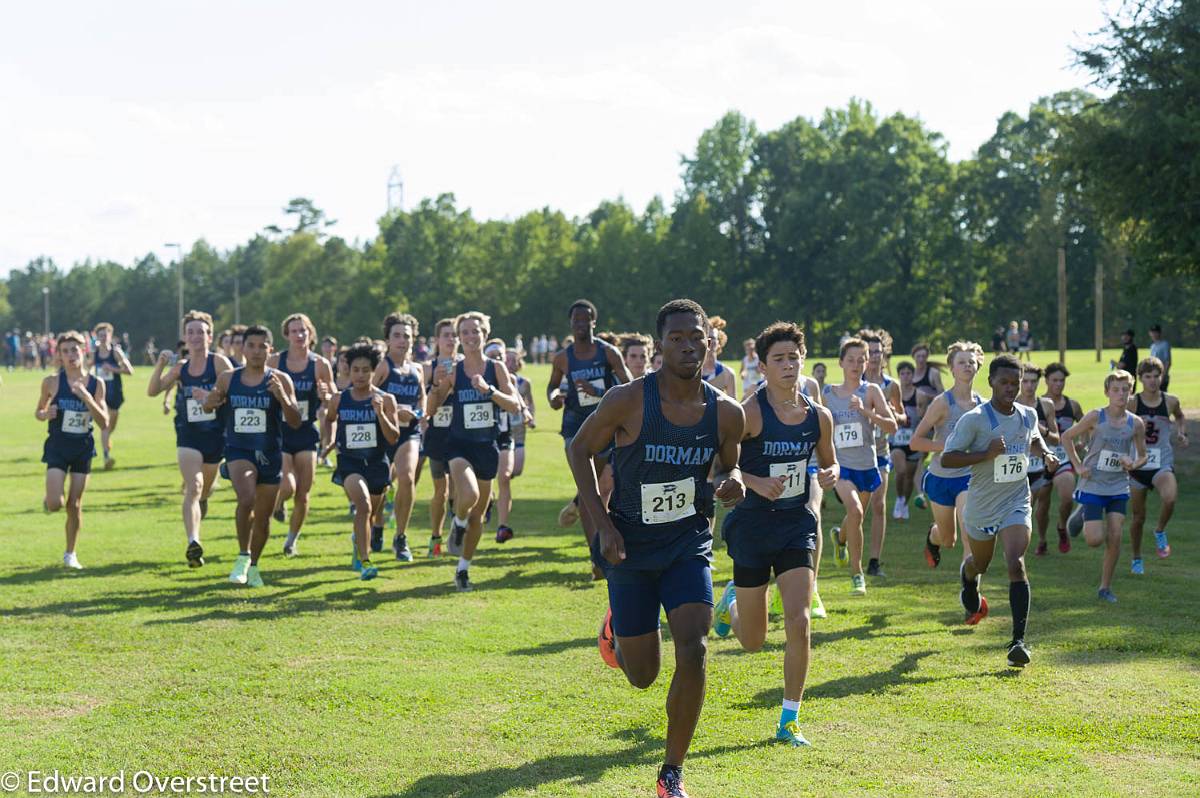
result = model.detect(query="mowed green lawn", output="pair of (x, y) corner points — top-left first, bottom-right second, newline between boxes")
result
(1, 349), (1198, 797)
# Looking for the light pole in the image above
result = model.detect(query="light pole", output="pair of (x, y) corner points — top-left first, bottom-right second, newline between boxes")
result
(165, 243), (184, 337)
(42, 286), (49, 335)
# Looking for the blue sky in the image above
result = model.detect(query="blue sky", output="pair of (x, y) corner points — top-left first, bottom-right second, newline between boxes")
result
(1, 0), (1110, 274)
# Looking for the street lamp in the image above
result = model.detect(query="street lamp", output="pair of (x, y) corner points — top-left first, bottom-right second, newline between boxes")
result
(165, 242), (184, 337)
(42, 286), (49, 335)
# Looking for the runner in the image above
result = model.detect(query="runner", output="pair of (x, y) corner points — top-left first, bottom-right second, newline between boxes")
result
(36, 330), (108, 569)
(824, 337), (896, 596)
(571, 299), (745, 798)
(940, 353), (1056, 668)
(910, 341), (985, 569)
(89, 322), (134, 470)
(810, 362), (827, 393)
(547, 300), (632, 570)
(621, 332), (653, 380)
(201, 325), (302, 587)
(713, 321), (837, 747)
(422, 318), (460, 558)
(701, 316), (737, 397)
(908, 342), (944, 509)
(322, 342), (401, 581)
(739, 338), (761, 398)
(227, 324), (247, 367)
(427, 311), (521, 591)
(860, 328), (905, 578)
(147, 310), (233, 568)
(1127, 356), (1188, 571)
(269, 313), (334, 557)
(889, 360), (928, 521)
(1060, 370), (1147, 602)
(1043, 363), (1083, 552)
(494, 345), (535, 543)
(372, 312), (425, 562)
(1016, 365), (1062, 556)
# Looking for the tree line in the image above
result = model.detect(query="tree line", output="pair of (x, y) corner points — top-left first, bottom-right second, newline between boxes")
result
(2, 1), (1196, 354)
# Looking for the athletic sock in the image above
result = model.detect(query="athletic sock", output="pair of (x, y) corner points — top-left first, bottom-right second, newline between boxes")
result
(285, 531), (299, 548)
(868, 558), (880, 571)
(187, 533), (199, 544)
(961, 566), (980, 613)
(457, 556), (470, 573)
(780, 698), (800, 727)
(1010, 580), (1030, 640)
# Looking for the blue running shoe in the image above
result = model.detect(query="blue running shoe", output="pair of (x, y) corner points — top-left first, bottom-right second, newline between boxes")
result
(1130, 558), (1144, 575)
(360, 561), (378, 581)
(1098, 587), (1118, 603)
(775, 720), (811, 747)
(1155, 530), (1171, 558)
(713, 580), (736, 637)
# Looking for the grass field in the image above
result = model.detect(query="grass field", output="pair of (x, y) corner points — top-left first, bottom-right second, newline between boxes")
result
(1, 349), (1198, 797)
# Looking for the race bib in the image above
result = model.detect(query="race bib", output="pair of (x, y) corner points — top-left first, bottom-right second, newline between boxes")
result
(835, 422), (863, 449)
(61, 408), (90, 435)
(498, 410), (510, 432)
(296, 400), (310, 420)
(432, 405), (453, 428)
(98, 367), (114, 381)
(1028, 455), (1044, 473)
(186, 398), (216, 423)
(345, 423), (377, 449)
(576, 378), (605, 407)
(890, 427), (913, 446)
(1052, 445), (1068, 463)
(1097, 449), (1124, 472)
(769, 460), (809, 499)
(464, 402), (494, 430)
(640, 478), (696, 525)
(234, 408), (267, 435)
(1144, 447), (1161, 470)
(993, 453), (1028, 483)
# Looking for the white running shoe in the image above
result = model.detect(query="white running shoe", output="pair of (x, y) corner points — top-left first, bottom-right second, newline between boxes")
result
(63, 552), (83, 570)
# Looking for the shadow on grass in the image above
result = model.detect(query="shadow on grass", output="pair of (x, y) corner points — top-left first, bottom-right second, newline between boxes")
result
(369, 727), (769, 798)
(731, 649), (1018, 709)
(509, 636), (596, 657)
(0, 559), (177, 588)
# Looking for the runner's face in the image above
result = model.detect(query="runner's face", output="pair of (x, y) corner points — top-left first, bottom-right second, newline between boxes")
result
(659, 313), (707, 379)
(287, 320), (310, 350)
(898, 367), (913, 387)
(437, 326), (458, 357)
(812, 364), (825, 381)
(951, 350), (979, 382)
(350, 357), (373, 389)
(243, 335), (269, 367)
(96, 328), (111, 346)
(867, 342), (883, 367)
(651, 353), (662, 371)
(990, 367), (1021, 404)
(1045, 372), (1065, 396)
(232, 336), (244, 354)
(59, 341), (83, 369)
(570, 308), (594, 340)
(764, 341), (801, 387)
(1020, 374), (1039, 397)
(220, 334), (231, 351)
(322, 342), (335, 359)
(1140, 370), (1161, 392)
(388, 323), (412, 358)
(458, 319), (483, 353)
(913, 348), (928, 367)
(1106, 380), (1132, 405)
(624, 345), (647, 377)
(185, 321), (211, 352)
(840, 345), (866, 379)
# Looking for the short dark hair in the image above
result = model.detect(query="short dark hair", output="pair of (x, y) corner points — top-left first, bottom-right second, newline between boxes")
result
(755, 321), (806, 361)
(1044, 362), (1069, 379)
(655, 299), (707, 340)
(231, 324), (248, 337)
(897, 360), (915, 374)
(989, 353), (1022, 379)
(243, 324), (272, 345)
(568, 299), (597, 320)
(1022, 364), (1044, 378)
(383, 312), (419, 340)
(619, 332), (653, 355)
(345, 342), (380, 369)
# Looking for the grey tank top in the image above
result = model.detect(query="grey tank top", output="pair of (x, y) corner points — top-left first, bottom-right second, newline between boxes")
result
(823, 382), (877, 470)
(928, 388), (983, 479)
(1077, 408), (1137, 496)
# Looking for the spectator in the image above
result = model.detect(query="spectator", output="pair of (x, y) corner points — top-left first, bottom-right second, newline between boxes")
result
(1018, 320), (1032, 361)
(1149, 324), (1172, 391)
(1005, 320), (1020, 353)
(5, 329), (19, 371)
(1116, 328), (1138, 390)
(991, 326), (1006, 354)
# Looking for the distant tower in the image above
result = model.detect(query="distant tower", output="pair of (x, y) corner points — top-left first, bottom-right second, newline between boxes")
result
(387, 166), (405, 213)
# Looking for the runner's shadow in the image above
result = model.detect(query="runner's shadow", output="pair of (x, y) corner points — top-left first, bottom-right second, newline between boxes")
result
(369, 727), (767, 798)
(508, 636), (595, 657)
(0, 559), (174, 588)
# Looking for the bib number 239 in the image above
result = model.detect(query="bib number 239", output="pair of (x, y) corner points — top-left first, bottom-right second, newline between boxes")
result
(640, 478), (696, 525)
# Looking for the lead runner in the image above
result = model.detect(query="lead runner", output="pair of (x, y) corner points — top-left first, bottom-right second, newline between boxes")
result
(569, 298), (745, 798)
